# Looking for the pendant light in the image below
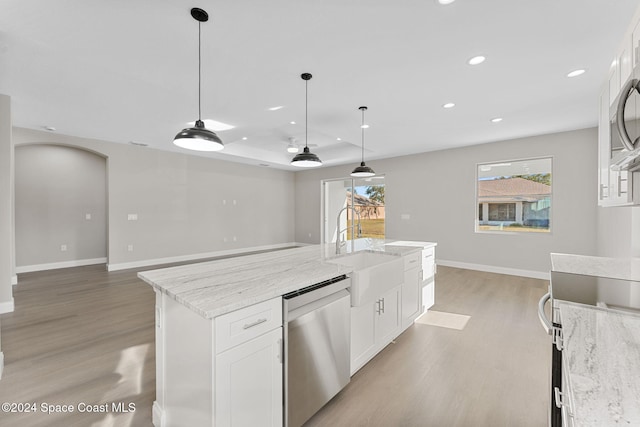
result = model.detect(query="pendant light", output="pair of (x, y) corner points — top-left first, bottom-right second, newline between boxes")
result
(351, 106), (375, 177)
(291, 73), (322, 167)
(173, 8), (224, 152)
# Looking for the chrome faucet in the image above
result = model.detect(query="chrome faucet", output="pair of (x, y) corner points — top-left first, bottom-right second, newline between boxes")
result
(336, 206), (362, 254)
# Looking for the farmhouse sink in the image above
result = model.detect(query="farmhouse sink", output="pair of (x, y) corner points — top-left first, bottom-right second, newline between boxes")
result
(328, 251), (404, 306)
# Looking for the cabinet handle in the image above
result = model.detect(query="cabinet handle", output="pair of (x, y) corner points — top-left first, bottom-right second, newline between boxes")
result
(243, 318), (267, 330)
(618, 174), (628, 196)
(380, 298), (385, 314)
(554, 387), (563, 409)
(600, 184), (608, 199)
(408, 259), (418, 264)
(375, 300), (381, 315)
(277, 338), (283, 364)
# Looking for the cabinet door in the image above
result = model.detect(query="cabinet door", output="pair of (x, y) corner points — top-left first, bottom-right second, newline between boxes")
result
(401, 267), (421, 330)
(215, 328), (283, 427)
(350, 302), (376, 375)
(376, 286), (400, 345)
(598, 84), (611, 204)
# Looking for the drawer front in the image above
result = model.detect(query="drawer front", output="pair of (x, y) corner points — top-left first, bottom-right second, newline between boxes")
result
(403, 252), (421, 271)
(215, 296), (282, 354)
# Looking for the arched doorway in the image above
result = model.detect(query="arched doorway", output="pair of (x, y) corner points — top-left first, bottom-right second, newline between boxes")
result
(15, 144), (107, 272)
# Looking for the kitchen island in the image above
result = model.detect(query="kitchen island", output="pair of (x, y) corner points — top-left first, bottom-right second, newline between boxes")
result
(138, 240), (436, 427)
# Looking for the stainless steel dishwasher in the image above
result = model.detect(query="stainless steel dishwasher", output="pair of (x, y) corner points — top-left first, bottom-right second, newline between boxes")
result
(283, 275), (351, 427)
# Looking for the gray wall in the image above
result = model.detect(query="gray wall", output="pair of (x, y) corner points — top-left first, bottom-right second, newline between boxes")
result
(296, 128), (599, 276)
(13, 128), (296, 270)
(0, 95), (13, 312)
(15, 145), (107, 268)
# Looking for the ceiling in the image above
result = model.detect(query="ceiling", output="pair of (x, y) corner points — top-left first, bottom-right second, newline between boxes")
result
(1, 0), (638, 171)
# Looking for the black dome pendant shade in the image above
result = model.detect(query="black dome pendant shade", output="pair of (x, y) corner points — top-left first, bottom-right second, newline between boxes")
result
(291, 73), (322, 167)
(173, 8), (224, 152)
(351, 106), (375, 177)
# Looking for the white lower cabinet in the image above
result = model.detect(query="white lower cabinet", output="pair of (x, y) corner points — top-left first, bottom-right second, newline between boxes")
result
(400, 265), (421, 330)
(215, 327), (283, 427)
(153, 294), (283, 427)
(350, 285), (401, 374)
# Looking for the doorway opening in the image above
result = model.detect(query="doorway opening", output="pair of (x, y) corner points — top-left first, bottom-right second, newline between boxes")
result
(321, 176), (385, 251)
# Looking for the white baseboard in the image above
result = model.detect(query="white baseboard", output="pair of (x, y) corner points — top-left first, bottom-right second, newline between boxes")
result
(437, 259), (550, 280)
(11, 275), (17, 286)
(16, 258), (107, 274)
(152, 401), (164, 427)
(107, 242), (299, 272)
(0, 352), (4, 380)
(0, 298), (15, 314)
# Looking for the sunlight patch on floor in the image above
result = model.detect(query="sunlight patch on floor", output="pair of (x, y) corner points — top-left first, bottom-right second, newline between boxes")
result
(415, 310), (471, 330)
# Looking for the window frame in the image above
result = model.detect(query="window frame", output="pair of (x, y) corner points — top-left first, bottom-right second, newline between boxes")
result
(475, 156), (553, 235)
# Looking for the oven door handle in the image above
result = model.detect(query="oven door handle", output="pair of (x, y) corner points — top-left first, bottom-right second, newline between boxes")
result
(538, 292), (552, 335)
(616, 78), (640, 151)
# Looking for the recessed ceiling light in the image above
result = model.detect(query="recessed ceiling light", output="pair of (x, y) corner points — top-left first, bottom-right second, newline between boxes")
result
(337, 137), (342, 141)
(268, 106), (284, 111)
(490, 117), (503, 123)
(43, 126), (56, 131)
(468, 55), (486, 65)
(187, 119), (234, 131)
(290, 121), (296, 125)
(361, 124), (370, 129)
(287, 145), (299, 153)
(443, 103), (455, 109)
(438, 0), (456, 4)
(242, 137), (248, 140)
(567, 69), (586, 78)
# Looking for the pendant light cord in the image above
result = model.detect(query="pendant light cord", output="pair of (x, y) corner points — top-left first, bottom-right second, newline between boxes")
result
(361, 108), (365, 162)
(198, 21), (202, 122)
(305, 79), (308, 149)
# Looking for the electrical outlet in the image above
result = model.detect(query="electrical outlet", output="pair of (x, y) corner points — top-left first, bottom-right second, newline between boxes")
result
(233, 236), (237, 242)
(60, 244), (67, 251)
(127, 244), (134, 252)
(308, 233), (312, 238)
(85, 213), (91, 220)
(127, 214), (138, 221)
(401, 214), (411, 220)
(233, 199), (237, 206)
(223, 237), (228, 243)
(222, 200), (227, 205)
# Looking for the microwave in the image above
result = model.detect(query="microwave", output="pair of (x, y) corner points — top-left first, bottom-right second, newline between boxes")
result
(610, 67), (640, 171)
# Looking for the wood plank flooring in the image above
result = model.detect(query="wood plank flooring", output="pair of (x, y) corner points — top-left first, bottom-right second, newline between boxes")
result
(0, 263), (550, 427)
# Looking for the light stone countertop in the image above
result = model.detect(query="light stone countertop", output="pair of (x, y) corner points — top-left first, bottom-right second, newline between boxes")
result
(558, 301), (640, 426)
(551, 253), (640, 282)
(138, 239), (434, 319)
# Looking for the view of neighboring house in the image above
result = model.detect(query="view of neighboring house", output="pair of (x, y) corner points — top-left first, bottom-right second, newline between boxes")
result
(477, 177), (551, 228)
(346, 191), (385, 220)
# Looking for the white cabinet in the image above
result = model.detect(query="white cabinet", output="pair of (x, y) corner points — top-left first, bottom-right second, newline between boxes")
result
(400, 251), (421, 330)
(598, 83), (612, 205)
(350, 284), (401, 375)
(153, 294), (283, 427)
(401, 263), (421, 330)
(215, 328), (283, 427)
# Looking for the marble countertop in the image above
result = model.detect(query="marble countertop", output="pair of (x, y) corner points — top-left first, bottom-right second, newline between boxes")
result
(558, 301), (640, 426)
(551, 253), (640, 282)
(138, 239), (435, 319)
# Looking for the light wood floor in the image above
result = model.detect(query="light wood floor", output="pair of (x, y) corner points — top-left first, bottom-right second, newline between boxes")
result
(0, 264), (550, 427)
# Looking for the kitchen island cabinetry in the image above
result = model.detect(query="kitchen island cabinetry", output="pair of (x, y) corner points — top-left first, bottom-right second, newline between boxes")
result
(350, 284), (401, 375)
(154, 293), (283, 427)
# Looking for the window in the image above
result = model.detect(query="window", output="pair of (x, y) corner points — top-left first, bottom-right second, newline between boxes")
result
(476, 157), (552, 233)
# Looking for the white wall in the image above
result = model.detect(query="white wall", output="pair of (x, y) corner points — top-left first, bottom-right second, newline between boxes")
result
(296, 128), (599, 277)
(13, 127), (296, 271)
(0, 95), (14, 312)
(15, 145), (107, 270)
